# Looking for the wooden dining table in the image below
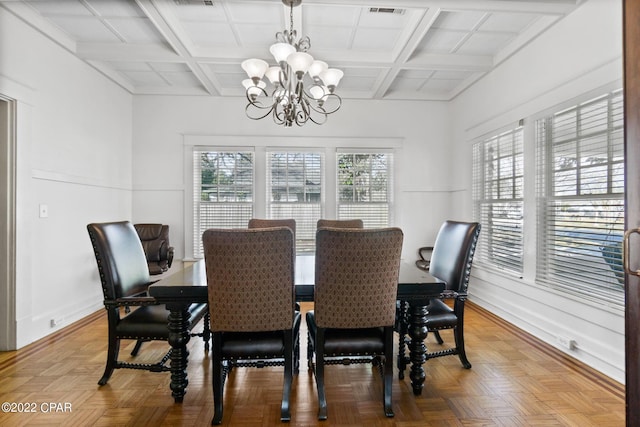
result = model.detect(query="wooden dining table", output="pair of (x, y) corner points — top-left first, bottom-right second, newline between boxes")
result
(148, 255), (446, 403)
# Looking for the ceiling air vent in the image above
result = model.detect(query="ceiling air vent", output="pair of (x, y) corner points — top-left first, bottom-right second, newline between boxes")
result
(369, 7), (405, 15)
(174, 0), (214, 5)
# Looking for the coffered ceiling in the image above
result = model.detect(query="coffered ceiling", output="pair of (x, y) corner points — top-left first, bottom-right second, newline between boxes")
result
(1, 0), (581, 100)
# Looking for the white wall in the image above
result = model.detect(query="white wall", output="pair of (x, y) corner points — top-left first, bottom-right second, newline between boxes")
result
(450, 0), (624, 382)
(0, 9), (133, 347)
(132, 96), (453, 266)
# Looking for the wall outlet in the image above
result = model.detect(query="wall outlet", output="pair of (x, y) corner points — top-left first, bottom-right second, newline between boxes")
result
(557, 335), (576, 350)
(50, 317), (64, 328)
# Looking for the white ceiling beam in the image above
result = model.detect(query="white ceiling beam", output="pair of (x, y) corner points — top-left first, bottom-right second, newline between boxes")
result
(85, 60), (135, 92)
(373, 7), (442, 98)
(135, 0), (221, 95)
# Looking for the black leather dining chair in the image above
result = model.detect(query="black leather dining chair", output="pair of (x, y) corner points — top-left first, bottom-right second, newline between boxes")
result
(397, 221), (480, 377)
(87, 221), (209, 385)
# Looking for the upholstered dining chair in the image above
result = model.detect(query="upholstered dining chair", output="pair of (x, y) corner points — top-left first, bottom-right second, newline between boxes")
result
(133, 223), (174, 275)
(202, 227), (300, 425)
(248, 218), (296, 237)
(87, 221), (209, 386)
(248, 218), (300, 314)
(396, 221), (481, 378)
(307, 227), (403, 420)
(316, 218), (363, 229)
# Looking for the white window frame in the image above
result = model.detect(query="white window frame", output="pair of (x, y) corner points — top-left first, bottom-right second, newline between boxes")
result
(336, 150), (394, 228)
(191, 148), (255, 258)
(535, 89), (624, 307)
(185, 137), (401, 260)
(472, 126), (524, 275)
(266, 149), (324, 252)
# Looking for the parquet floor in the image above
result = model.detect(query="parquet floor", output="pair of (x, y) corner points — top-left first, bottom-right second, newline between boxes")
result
(0, 302), (625, 426)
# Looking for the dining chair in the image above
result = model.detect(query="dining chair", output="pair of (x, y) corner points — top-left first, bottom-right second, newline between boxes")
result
(316, 218), (363, 229)
(396, 220), (481, 378)
(248, 218), (301, 314)
(133, 223), (174, 275)
(87, 221), (209, 386)
(414, 245), (433, 271)
(307, 227), (403, 419)
(202, 227), (300, 425)
(248, 218), (296, 237)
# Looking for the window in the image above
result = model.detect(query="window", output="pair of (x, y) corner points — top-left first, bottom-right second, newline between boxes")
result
(268, 151), (323, 252)
(190, 147), (396, 258)
(337, 152), (393, 227)
(472, 127), (524, 274)
(193, 150), (254, 258)
(536, 89), (624, 305)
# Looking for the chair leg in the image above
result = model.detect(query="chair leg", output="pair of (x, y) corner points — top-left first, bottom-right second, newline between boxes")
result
(203, 311), (211, 352)
(433, 330), (445, 345)
(307, 331), (314, 371)
(281, 331), (293, 422)
(131, 339), (145, 356)
(212, 333), (224, 425)
(99, 310), (120, 386)
(454, 324), (471, 369)
(315, 328), (327, 420)
(383, 327), (394, 417)
(293, 329), (300, 375)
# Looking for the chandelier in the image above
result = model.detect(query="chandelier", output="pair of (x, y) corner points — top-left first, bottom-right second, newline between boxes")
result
(241, 0), (343, 127)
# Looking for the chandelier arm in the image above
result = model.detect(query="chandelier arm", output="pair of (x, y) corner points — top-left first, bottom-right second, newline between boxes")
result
(307, 110), (328, 125)
(295, 99), (311, 126)
(245, 103), (276, 121)
(319, 93), (342, 114)
(244, 86), (270, 105)
(272, 104), (288, 126)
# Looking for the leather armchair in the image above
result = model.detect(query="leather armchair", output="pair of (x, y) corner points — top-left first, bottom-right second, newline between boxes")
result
(134, 223), (174, 275)
(87, 221), (209, 385)
(397, 221), (481, 378)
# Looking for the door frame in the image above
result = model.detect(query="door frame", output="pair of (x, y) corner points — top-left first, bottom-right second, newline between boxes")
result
(0, 95), (17, 351)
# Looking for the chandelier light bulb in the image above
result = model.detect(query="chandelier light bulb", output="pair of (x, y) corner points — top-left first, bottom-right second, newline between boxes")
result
(241, 58), (269, 83)
(286, 52), (314, 77)
(308, 60), (328, 81)
(270, 43), (296, 65)
(242, 79), (266, 100)
(309, 85), (328, 105)
(320, 68), (344, 91)
(265, 66), (282, 85)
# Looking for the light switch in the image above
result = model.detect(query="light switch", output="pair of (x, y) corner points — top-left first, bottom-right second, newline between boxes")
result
(39, 204), (48, 218)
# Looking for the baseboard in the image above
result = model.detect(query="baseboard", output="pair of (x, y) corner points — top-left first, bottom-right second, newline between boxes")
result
(469, 301), (625, 400)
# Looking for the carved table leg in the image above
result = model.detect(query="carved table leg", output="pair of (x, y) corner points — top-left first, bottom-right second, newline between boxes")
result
(408, 301), (429, 395)
(167, 302), (191, 403)
(396, 300), (409, 379)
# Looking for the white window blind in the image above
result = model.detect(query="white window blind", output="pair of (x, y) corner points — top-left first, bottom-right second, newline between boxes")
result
(472, 127), (524, 274)
(193, 150), (254, 258)
(267, 151), (323, 252)
(337, 152), (393, 227)
(536, 89), (624, 306)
